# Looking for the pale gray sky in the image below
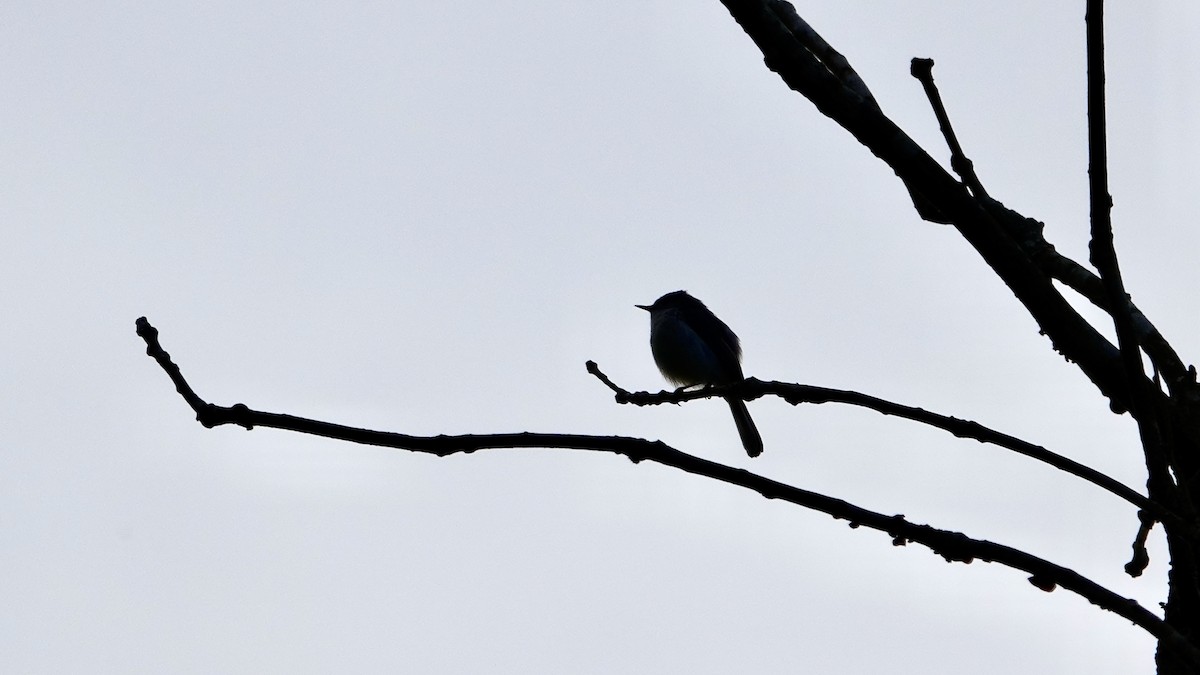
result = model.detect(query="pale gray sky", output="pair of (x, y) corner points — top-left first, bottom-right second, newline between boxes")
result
(3, 2), (1198, 673)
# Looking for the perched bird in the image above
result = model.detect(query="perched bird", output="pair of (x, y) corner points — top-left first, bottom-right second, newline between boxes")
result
(636, 290), (763, 457)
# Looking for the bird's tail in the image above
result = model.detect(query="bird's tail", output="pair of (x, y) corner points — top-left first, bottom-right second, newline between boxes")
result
(725, 397), (763, 458)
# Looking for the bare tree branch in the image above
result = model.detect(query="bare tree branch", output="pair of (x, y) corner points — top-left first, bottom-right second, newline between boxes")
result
(898, 50), (1188, 391)
(765, 0), (876, 106)
(909, 58), (988, 200)
(717, 0), (1136, 414)
(1081, 8), (1200, 669)
(134, 316), (1200, 666)
(587, 362), (1199, 541)
(1127, 510), (1155, 578)
(981, 200), (1190, 393)
(1085, 0), (1174, 502)
(714, 4), (1200, 665)
(899, 44), (1192, 577)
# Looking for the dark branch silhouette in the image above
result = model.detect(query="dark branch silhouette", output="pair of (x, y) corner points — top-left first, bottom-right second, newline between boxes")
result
(909, 58), (988, 200)
(910, 50), (1186, 396)
(1082, 0), (1172, 610)
(136, 2), (1200, 670)
(1082, 4), (1200, 672)
(904, 56), (1200, 579)
(711, 1), (1200, 670)
(984, 199), (1188, 390)
(767, 2), (875, 107)
(1085, 0), (1170, 490)
(585, 362), (1199, 539)
(134, 316), (1199, 666)
(721, 0), (1141, 412)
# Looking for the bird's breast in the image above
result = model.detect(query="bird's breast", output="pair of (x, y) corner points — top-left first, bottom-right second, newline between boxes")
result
(649, 314), (725, 386)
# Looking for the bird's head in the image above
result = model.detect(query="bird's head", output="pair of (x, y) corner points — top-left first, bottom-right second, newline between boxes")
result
(636, 290), (698, 314)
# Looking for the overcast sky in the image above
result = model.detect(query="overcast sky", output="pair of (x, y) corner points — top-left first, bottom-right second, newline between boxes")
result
(4, 2), (1199, 673)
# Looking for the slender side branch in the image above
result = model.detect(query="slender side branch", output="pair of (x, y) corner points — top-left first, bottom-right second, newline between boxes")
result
(718, 0), (1132, 413)
(135, 317), (1199, 665)
(1127, 510), (1154, 578)
(588, 362), (1197, 540)
(909, 58), (988, 199)
(903, 42), (1188, 391)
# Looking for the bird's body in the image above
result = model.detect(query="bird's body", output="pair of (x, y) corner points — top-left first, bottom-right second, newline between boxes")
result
(637, 290), (763, 457)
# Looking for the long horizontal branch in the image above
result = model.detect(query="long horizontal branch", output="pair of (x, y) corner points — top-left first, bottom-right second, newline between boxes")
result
(587, 362), (1197, 540)
(134, 316), (1200, 666)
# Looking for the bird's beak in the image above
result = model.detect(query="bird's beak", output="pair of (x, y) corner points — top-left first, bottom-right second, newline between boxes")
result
(635, 304), (651, 311)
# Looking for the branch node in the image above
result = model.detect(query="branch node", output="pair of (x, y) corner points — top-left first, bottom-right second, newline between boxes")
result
(1028, 575), (1058, 592)
(909, 57), (934, 80)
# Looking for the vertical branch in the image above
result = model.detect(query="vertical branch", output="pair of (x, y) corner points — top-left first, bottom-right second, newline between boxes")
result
(1085, 1), (1118, 288)
(1090, 2), (1200, 665)
(1084, 3), (1174, 510)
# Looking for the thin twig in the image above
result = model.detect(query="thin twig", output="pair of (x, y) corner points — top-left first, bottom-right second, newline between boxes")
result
(1126, 510), (1154, 578)
(587, 362), (1197, 539)
(910, 58), (988, 199)
(135, 316), (1200, 666)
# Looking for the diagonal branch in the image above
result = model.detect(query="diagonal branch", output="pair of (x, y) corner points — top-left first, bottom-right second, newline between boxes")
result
(765, 0), (876, 106)
(718, 0), (1133, 413)
(982, 200), (1189, 393)
(909, 58), (988, 200)
(136, 316), (1200, 666)
(588, 362), (1198, 541)
(903, 50), (1187, 391)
